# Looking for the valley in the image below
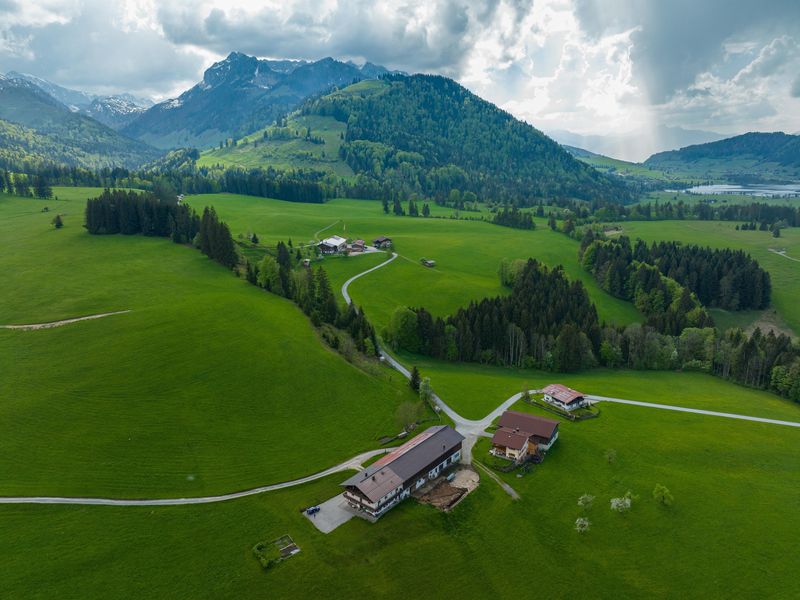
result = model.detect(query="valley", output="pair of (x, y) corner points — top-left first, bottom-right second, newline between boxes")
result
(3, 15), (800, 597)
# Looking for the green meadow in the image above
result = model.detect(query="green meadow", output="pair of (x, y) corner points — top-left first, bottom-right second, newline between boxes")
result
(5, 189), (800, 599)
(0, 188), (418, 498)
(3, 385), (799, 599)
(184, 193), (641, 330)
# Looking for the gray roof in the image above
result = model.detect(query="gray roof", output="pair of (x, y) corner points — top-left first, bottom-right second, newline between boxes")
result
(341, 426), (463, 502)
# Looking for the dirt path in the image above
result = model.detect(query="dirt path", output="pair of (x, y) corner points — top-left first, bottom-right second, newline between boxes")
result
(314, 220), (341, 241)
(768, 248), (800, 263)
(1, 310), (131, 331)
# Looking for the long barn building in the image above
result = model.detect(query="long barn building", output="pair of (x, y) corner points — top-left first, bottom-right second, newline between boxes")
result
(341, 425), (464, 519)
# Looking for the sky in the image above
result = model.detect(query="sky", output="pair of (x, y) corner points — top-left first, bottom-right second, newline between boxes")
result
(1, 0), (799, 160)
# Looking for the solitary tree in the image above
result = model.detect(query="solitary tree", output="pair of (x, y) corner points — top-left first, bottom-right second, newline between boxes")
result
(652, 483), (674, 507)
(409, 366), (421, 392)
(52, 214), (63, 229)
(419, 376), (433, 406)
(422, 203), (430, 217)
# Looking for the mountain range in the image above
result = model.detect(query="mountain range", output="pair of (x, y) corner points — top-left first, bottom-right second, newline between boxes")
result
(5, 71), (153, 130)
(0, 75), (159, 169)
(121, 53), (402, 149)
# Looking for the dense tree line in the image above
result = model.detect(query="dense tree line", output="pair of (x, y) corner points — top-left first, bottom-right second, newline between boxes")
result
(196, 207), (238, 268)
(246, 244), (379, 355)
(581, 197), (800, 229)
(492, 205), (535, 230)
(387, 259), (600, 371)
(596, 324), (800, 402)
(84, 189), (199, 242)
(581, 233), (770, 318)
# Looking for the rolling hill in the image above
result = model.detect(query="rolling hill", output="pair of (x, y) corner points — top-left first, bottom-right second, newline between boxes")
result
(645, 132), (800, 182)
(0, 76), (159, 169)
(122, 53), (397, 149)
(202, 75), (633, 204)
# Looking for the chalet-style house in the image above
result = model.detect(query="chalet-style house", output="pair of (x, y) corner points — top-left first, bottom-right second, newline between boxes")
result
(341, 425), (464, 519)
(318, 235), (347, 254)
(350, 239), (366, 252)
(373, 236), (392, 249)
(542, 384), (588, 411)
(491, 410), (559, 462)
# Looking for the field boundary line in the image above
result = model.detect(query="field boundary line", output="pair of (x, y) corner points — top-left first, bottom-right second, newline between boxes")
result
(1, 310), (132, 331)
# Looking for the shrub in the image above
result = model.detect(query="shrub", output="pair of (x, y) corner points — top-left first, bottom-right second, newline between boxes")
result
(610, 490), (635, 513)
(577, 494), (595, 509)
(604, 449), (617, 464)
(574, 517), (590, 533)
(653, 483), (674, 507)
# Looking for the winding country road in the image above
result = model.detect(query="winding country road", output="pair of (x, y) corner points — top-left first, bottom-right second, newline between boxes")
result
(4, 259), (800, 507)
(340, 251), (397, 305)
(588, 395), (800, 428)
(0, 449), (389, 506)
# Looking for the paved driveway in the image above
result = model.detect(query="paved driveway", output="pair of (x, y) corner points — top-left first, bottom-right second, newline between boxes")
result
(305, 493), (355, 534)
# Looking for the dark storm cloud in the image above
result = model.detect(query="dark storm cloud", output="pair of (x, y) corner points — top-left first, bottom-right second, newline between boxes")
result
(0, 1), (203, 97)
(573, 0), (800, 103)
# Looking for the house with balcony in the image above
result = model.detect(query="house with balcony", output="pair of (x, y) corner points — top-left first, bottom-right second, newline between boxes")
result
(490, 410), (559, 463)
(341, 425), (464, 519)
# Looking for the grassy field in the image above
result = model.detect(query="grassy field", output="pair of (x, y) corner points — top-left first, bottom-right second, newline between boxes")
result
(3, 382), (799, 599)
(198, 114), (354, 176)
(5, 189), (800, 598)
(615, 220), (800, 336)
(0, 188), (419, 498)
(184, 193), (642, 331)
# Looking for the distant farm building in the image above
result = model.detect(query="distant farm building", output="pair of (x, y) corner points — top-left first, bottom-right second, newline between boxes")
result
(341, 425), (464, 519)
(350, 239), (366, 252)
(491, 410), (559, 462)
(420, 258), (436, 267)
(542, 384), (587, 411)
(373, 236), (392, 249)
(318, 235), (347, 254)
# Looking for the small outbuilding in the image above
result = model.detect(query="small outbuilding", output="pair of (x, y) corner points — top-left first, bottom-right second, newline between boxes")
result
(350, 239), (366, 252)
(373, 236), (393, 249)
(420, 258), (436, 267)
(542, 384), (588, 411)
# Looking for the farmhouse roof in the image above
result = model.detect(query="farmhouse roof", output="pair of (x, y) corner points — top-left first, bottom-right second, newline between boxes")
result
(497, 411), (559, 440)
(341, 426), (463, 500)
(321, 235), (346, 245)
(491, 428), (529, 451)
(542, 383), (585, 405)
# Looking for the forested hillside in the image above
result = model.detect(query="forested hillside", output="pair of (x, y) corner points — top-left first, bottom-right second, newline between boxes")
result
(0, 77), (159, 169)
(645, 132), (800, 181)
(303, 75), (633, 204)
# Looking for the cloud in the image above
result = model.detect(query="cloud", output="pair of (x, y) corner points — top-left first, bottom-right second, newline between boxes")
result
(1, 0), (799, 151)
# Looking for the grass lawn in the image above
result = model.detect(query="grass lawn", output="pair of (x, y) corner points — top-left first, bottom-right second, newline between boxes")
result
(3, 388), (799, 599)
(184, 193), (641, 330)
(0, 188), (418, 498)
(396, 351), (800, 422)
(618, 220), (800, 336)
